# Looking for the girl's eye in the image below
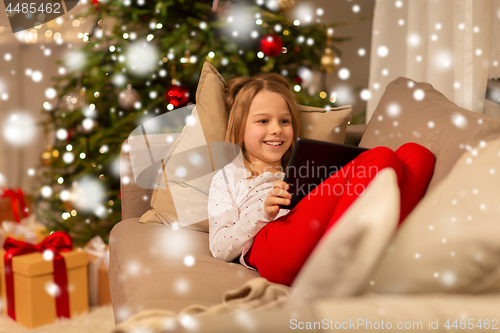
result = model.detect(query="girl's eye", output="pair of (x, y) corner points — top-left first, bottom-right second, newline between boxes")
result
(257, 119), (290, 124)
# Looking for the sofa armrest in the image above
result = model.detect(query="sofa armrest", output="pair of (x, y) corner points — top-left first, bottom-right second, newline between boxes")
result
(109, 217), (260, 323)
(120, 133), (180, 220)
(344, 124), (366, 147)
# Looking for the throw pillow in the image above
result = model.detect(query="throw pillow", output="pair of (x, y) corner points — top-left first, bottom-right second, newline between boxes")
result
(290, 168), (400, 302)
(359, 77), (500, 191)
(367, 138), (500, 294)
(143, 63), (228, 232)
(299, 105), (352, 144)
(142, 62), (353, 232)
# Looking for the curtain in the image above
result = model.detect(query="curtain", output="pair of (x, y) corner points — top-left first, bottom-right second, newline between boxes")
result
(0, 3), (88, 190)
(366, 0), (500, 122)
(0, 42), (66, 190)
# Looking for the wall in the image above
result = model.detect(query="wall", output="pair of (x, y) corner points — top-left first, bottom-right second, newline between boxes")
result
(292, 0), (375, 123)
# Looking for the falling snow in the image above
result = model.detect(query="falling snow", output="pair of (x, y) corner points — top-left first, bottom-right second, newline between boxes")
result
(2, 113), (37, 146)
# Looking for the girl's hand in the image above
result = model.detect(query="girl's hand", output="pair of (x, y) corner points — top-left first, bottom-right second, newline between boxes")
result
(264, 180), (292, 219)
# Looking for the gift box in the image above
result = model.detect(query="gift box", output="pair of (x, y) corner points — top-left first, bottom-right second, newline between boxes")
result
(0, 188), (33, 223)
(0, 232), (89, 328)
(84, 236), (111, 306)
(0, 217), (47, 246)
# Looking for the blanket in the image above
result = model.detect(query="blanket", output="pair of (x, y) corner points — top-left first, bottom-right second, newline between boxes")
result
(112, 277), (290, 333)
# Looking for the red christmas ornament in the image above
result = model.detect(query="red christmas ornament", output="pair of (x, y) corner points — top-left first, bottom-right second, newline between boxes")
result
(91, 0), (100, 11)
(67, 128), (75, 141)
(259, 34), (283, 57)
(293, 75), (303, 84)
(165, 85), (190, 107)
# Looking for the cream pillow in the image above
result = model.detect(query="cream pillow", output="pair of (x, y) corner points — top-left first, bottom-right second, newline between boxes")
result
(368, 138), (500, 294)
(290, 168), (400, 303)
(141, 63), (353, 232)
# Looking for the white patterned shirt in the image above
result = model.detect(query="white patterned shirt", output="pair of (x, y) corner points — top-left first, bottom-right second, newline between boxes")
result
(208, 162), (290, 270)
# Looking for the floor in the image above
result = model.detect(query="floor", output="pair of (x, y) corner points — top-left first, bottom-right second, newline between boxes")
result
(0, 305), (115, 333)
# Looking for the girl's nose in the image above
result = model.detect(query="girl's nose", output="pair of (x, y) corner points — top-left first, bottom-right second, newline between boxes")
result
(270, 122), (282, 134)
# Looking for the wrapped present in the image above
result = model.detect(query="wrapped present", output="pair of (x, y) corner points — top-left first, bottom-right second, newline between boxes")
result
(0, 215), (47, 246)
(0, 232), (89, 328)
(0, 188), (32, 223)
(84, 235), (111, 306)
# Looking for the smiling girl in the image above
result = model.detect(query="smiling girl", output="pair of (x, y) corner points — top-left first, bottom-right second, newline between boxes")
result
(208, 74), (435, 286)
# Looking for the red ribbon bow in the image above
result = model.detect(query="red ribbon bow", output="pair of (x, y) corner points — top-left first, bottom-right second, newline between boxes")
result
(3, 232), (73, 320)
(1, 188), (29, 223)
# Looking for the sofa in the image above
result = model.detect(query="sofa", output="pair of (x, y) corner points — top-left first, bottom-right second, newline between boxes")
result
(109, 69), (500, 332)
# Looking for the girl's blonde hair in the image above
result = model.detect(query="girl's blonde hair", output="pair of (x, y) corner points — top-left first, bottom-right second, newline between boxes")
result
(224, 73), (301, 177)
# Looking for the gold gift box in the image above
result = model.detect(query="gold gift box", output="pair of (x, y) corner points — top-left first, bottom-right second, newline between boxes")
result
(87, 252), (111, 306)
(0, 249), (89, 328)
(0, 194), (33, 223)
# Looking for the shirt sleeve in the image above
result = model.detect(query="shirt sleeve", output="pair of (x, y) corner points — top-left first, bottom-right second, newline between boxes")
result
(208, 171), (273, 262)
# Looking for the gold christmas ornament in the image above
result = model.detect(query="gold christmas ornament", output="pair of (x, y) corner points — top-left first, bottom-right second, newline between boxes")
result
(41, 145), (54, 166)
(62, 89), (87, 111)
(63, 200), (75, 213)
(320, 48), (339, 73)
(278, 0), (296, 13)
(118, 84), (140, 110)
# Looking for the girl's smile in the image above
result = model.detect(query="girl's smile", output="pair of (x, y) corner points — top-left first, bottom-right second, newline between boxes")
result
(243, 90), (293, 174)
(263, 140), (284, 148)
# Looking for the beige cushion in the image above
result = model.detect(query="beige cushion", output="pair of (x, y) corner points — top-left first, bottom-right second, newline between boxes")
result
(140, 106), (215, 232)
(299, 105), (352, 144)
(312, 293), (500, 333)
(144, 63), (228, 232)
(367, 138), (500, 294)
(143, 62), (352, 233)
(120, 134), (180, 220)
(359, 77), (500, 191)
(290, 168), (400, 303)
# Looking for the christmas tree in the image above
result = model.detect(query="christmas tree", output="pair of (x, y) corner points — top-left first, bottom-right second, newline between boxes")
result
(35, 0), (369, 246)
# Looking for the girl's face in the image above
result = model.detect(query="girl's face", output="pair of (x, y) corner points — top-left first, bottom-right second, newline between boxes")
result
(243, 90), (293, 174)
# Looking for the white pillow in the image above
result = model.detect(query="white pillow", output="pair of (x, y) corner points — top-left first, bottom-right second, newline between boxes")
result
(290, 168), (400, 303)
